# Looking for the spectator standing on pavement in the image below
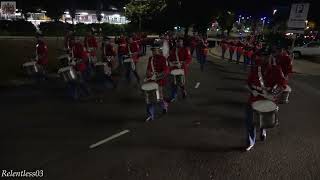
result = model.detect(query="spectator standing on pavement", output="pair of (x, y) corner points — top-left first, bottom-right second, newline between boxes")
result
(144, 46), (170, 122)
(64, 29), (75, 51)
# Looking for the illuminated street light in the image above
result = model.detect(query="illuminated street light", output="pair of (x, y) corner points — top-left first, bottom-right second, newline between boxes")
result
(273, 9), (278, 15)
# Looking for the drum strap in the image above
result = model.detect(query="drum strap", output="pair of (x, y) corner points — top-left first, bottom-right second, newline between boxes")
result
(150, 57), (155, 74)
(175, 48), (181, 66)
(258, 66), (266, 90)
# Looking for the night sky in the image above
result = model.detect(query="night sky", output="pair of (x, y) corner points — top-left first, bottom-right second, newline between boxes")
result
(12, 0), (320, 23)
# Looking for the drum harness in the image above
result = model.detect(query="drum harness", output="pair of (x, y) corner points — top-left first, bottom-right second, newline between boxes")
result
(125, 44), (136, 71)
(145, 56), (164, 82)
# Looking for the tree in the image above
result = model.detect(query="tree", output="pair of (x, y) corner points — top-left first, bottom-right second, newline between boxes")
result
(96, 0), (103, 23)
(125, 0), (167, 31)
(45, 1), (64, 21)
(217, 11), (235, 36)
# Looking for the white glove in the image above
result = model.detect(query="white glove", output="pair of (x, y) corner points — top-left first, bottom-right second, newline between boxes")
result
(70, 60), (76, 66)
(252, 90), (259, 97)
(151, 74), (157, 80)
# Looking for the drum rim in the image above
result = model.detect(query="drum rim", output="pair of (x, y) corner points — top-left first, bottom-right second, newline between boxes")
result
(252, 100), (277, 113)
(170, 69), (184, 75)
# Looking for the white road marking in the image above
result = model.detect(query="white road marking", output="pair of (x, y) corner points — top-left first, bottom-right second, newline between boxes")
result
(89, 130), (130, 149)
(195, 82), (201, 89)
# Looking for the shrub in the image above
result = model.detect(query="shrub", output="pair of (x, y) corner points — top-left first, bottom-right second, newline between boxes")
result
(0, 20), (36, 36)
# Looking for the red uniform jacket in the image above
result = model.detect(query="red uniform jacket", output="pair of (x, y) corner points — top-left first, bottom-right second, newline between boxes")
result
(102, 43), (116, 57)
(117, 38), (127, 55)
(146, 55), (169, 86)
(221, 40), (228, 50)
(167, 47), (192, 74)
(125, 42), (140, 63)
(229, 43), (236, 52)
(36, 40), (48, 66)
(247, 65), (286, 104)
(198, 40), (209, 56)
(84, 35), (98, 56)
(64, 35), (74, 49)
(277, 54), (293, 78)
(72, 42), (88, 72)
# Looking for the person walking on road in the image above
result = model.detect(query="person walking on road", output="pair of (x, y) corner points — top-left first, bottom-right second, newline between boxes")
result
(34, 33), (49, 82)
(167, 38), (192, 101)
(144, 46), (170, 122)
(123, 36), (141, 85)
(228, 40), (236, 62)
(245, 51), (286, 151)
(236, 40), (244, 64)
(197, 35), (209, 72)
(220, 38), (228, 60)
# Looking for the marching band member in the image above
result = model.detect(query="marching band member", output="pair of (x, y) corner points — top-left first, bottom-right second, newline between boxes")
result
(100, 36), (117, 89)
(117, 34), (127, 68)
(236, 40), (244, 64)
(64, 29), (74, 52)
(220, 38), (228, 60)
(167, 38), (192, 101)
(162, 34), (170, 58)
(276, 48), (293, 82)
(68, 36), (91, 100)
(141, 32), (148, 56)
(228, 40), (236, 62)
(197, 36), (209, 72)
(35, 33), (48, 80)
(144, 46), (170, 122)
(123, 36), (141, 85)
(245, 51), (286, 151)
(84, 29), (98, 61)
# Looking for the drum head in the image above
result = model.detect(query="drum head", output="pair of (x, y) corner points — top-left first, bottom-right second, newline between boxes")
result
(171, 69), (184, 76)
(252, 100), (277, 113)
(23, 61), (36, 67)
(58, 66), (73, 73)
(58, 54), (70, 60)
(95, 62), (107, 66)
(141, 82), (159, 91)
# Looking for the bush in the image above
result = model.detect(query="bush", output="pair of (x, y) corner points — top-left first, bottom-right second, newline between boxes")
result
(0, 20), (36, 36)
(39, 21), (69, 36)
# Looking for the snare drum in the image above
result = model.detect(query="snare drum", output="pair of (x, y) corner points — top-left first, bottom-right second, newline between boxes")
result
(58, 66), (77, 82)
(58, 54), (71, 67)
(141, 82), (161, 104)
(22, 61), (39, 75)
(278, 85), (291, 104)
(95, 62), (112, 76)
(170, 69), (185, 86)
(252, 100), (279, 129)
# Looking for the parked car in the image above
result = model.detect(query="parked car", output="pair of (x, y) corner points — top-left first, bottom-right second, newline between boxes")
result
(293, 41), (320, 58)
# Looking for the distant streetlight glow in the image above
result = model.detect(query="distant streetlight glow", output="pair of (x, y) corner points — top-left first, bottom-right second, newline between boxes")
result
(273, 9), (278, 15)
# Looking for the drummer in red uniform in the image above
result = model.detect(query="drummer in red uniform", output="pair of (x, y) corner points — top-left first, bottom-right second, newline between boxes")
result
(68, 36), (91, 100)
(117, 34), (127, 68)
(144, 46), (170, 122)
(245, 50), (287, 151)
(123, 36), (141, 85)
(167, 38), (192, 101)
(221, 38), (228, 60)
(84, 29), (98, 62)
(33, 33), (49, 81)
(64, 29), (74, 52)
(276, 48), (293, 81)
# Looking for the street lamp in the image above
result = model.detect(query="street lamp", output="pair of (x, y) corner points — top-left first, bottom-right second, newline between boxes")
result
(273, 9), (278, 15)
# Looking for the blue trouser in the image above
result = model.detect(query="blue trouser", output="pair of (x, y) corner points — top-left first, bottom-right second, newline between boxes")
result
(236, 53), (241, 63)
(67, 74), (90, 100)
(146, 101), (168, 120)
(170, 83), (186, 100)
(118, 54), (124, 68)
(97, 74), (116, 89)
(245, 105), (266, 146)
(198, 54), (207, 72)
(124, 62), (140, 84)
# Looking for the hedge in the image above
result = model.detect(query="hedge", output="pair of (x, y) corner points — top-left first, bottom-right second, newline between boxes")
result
(0, 20), (37, 36)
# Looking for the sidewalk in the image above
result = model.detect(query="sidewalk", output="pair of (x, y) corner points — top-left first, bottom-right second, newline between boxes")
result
(210, 47), (320, 76)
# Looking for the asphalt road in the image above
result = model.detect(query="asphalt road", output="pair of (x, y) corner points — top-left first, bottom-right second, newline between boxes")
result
(1, 51), (320, 180)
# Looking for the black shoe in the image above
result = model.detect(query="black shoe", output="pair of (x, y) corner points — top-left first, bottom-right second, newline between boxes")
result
(182, 91), (187, 99)
(162, 109), (168, 114)
(260, 133), (267, 141)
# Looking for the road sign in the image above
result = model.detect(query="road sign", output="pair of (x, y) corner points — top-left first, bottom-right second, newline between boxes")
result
(287, 3), (309, 34)
(1, 1), (16, 15)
